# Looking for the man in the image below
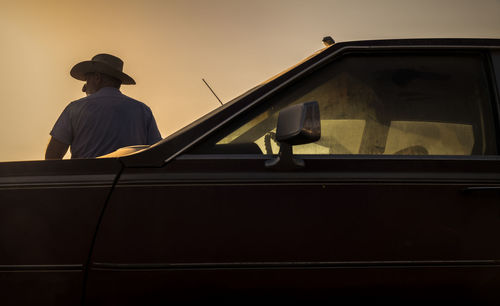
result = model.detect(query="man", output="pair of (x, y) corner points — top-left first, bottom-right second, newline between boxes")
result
(45, 53), (162, 159)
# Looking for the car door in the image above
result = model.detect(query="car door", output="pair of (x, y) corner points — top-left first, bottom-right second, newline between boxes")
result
(85, 48), (500, 305)
(0, 158), (121, 306)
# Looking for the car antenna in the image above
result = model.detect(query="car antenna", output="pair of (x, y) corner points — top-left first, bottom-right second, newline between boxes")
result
(202, 78), (223, 106)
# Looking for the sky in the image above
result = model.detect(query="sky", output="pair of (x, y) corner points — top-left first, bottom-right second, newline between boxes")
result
(1, 0), (500, 161)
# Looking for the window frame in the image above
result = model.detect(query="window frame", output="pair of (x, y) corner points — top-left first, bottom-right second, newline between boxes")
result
(187, 48), (500, 158)
(488, 50), (500, 153)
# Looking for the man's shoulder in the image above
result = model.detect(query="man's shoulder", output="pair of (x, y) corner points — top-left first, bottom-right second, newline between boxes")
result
(64, 96), (89, 111)
(121, 94), (153, 111)
(71, 96), (90, 104)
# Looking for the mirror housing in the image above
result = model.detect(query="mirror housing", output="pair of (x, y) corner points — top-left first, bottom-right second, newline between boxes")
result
(266, 101), (321, 170)
(275, 101), (321, 145)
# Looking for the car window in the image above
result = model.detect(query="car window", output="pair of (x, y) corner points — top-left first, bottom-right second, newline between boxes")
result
(189, 52), (497, 155)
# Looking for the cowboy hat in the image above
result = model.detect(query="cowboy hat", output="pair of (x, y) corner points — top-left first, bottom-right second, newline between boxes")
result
(70, 53), (136, 85)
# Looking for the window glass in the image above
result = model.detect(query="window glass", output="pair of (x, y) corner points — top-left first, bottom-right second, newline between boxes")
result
(190, 52), (496, 155)
(385, 121), (474, 155)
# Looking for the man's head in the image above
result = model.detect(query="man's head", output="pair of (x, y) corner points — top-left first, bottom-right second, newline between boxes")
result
(71, 53), (135, 95)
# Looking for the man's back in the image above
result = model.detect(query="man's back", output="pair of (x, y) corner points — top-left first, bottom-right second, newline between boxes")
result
(51, 87), (161, 158)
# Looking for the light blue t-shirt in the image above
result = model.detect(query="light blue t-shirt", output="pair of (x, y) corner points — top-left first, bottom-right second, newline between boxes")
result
(50, 87), (162, 158)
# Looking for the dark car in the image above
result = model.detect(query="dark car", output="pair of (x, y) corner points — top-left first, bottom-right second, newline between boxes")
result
(1, 38), (500, 305)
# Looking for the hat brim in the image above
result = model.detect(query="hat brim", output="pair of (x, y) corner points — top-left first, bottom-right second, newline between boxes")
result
(70, 61), (136, 85)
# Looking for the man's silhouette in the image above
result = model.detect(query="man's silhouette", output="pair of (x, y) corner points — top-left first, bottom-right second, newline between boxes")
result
(45, 54), (161, 159)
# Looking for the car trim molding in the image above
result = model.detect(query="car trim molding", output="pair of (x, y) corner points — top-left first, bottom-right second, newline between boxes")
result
(0, 264), (83, 271)
(177, 154), (500, 161)
(0, 174), (116, 189)
(92, 260), (500, 271)
(115, 172), (500, 185)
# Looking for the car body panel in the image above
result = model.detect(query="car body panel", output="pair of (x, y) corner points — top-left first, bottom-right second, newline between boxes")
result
(0, 159), (121, 305)
(85, 156), (500, 304)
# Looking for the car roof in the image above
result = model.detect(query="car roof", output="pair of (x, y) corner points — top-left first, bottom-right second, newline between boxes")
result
(263, 38), (500, 83)
(121, 38), (500, 167)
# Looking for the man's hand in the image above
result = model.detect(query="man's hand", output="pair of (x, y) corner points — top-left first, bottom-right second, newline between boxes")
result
(45, 137), (69, 160)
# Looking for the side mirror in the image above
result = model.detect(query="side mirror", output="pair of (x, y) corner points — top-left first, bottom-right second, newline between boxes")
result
(275, 101), (321, 145)
(265, 101), (321, 169)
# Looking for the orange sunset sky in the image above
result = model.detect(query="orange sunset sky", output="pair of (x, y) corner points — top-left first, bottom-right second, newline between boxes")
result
(2, 0), (500, 161)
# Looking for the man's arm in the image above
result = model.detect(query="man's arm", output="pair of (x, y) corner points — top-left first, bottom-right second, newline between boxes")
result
(45, 137), (69, 160)
(147, 112), (162, 144)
